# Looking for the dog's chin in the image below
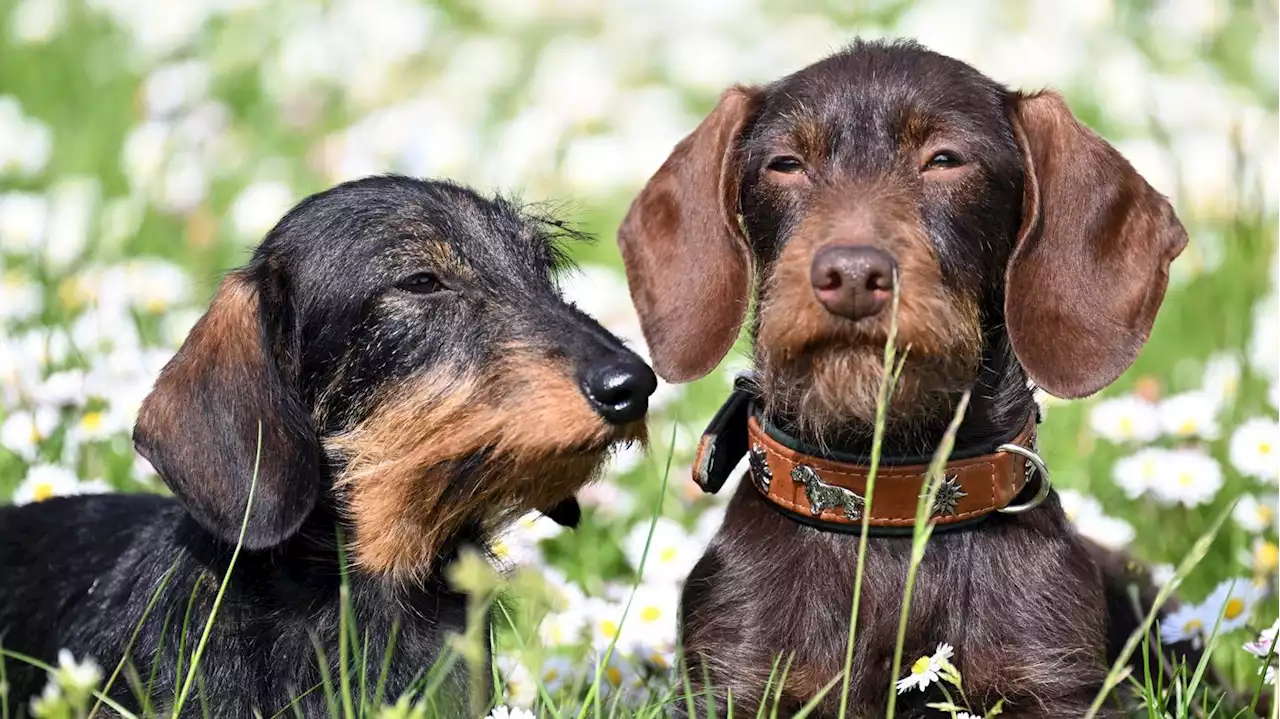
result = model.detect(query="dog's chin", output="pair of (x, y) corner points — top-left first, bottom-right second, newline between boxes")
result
(758, 339), (974, 444)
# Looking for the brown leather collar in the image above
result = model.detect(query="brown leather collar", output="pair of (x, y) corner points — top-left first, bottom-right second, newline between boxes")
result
(692, 377), (1047, 534)
(745, 413), (1039, 532)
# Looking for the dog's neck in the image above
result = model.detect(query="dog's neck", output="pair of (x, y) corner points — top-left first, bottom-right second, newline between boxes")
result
(759, 332), (1037, 459)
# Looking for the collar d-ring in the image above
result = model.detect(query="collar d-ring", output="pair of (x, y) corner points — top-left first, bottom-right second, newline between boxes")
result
(995, 443), (1051, 514)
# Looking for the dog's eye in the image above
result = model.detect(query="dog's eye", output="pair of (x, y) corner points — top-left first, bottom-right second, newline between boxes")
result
(924, 152), (964, 170)
(766, 156), (805, 174)
(396, 272), (446, 294)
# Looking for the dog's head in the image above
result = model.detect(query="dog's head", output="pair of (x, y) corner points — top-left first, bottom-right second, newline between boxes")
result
(135, 176), (653, 580)
(618, 39), (1186, 440)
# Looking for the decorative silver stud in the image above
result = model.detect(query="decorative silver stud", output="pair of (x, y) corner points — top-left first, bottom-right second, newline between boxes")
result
(790, 464), (865, 520)
(930, 473), (967, 517)
(748, 443), (772, 490)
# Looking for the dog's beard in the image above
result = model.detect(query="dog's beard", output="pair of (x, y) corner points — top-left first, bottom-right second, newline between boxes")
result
(756, 339), (980, 452)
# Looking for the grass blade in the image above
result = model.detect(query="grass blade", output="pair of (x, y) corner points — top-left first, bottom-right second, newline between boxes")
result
(883, 390), (970, 718)
(838, 280), (904, 719)
(1083, 500), (1237, 718)
(171, 421), (265, 718)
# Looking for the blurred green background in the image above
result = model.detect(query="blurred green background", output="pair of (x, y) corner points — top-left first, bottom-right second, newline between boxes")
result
(0, 0), (1276, 712)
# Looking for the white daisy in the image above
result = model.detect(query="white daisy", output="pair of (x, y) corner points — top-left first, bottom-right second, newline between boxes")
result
(615, 582), (679, 655)
(538, 609), (587, 649)
(1151, 564), (1176, 587)
(489, 529), (543, 570)
(593, 649), (644, 701)
(52, 648), (100, 694)
(1228, 418), (1279, 483)
(229, 180), (293, 240)
(495, 654), (535, 708)
(513, 511), (565, 543)
(583, 596), (628, 651)
(1201, 353), (1242, 410)
(1233, 494), (1279, 533)
(575, 479), (635, 519)
(0, 191), (47, 254)
(9, 0), (67, 45)
(1160, 602), (1214, 648)
(1058, 490), (1136, 551)
(0, 270), (43, 322)
(31, 369), (87, 408)
(896, 643), (954, 693)
(1150, 449), (1223, 507)
(0, 407), (58, 461)
(1201, 578), (1269, 633)
(11, 464), (98, 505)
(123, 258), (191, 314)
(1157, 391), (1220, 440)
(1249, 294), (1278, 379)
(1243, 618), (1279, 659)
(1245, 538), (1279, 576)
(1089, 395), (1160, 444)
(1111, 447), (1172, 500)
(623, 517), (700, 584)
(485, 706), (534, 719)
(538, 654), (576, 694)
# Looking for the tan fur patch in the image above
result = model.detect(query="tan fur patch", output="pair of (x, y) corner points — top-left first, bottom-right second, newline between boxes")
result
(755, 183), (983, 439)
(326, 350), (644, 581)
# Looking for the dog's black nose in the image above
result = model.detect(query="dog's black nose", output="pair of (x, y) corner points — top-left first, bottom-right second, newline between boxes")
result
(582, 359), (657, 425)
(810, 245), (897, 320)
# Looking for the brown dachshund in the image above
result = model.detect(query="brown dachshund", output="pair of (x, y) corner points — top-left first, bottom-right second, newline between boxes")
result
(618, 40), (1189, 717)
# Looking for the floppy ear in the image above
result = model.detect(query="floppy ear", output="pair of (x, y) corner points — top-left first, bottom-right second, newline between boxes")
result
(1006, 91), (1188, 399)
(134, 266), (321, 549)
(617, 86), (759, 383)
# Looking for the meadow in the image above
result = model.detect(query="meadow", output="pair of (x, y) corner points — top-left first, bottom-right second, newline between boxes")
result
(0, 0), (1276, 716)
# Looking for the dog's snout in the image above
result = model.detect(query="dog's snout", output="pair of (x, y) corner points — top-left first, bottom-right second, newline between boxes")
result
(582, 358), (657, 425)
(810, 245), (897, 320)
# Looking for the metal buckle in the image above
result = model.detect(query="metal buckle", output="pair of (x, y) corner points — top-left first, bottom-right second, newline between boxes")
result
(995, 443), (1051, 514)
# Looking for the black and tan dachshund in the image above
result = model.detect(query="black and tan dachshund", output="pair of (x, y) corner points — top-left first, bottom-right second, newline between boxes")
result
(0, 176), (655, 717)
(618, 40), (1190, 717)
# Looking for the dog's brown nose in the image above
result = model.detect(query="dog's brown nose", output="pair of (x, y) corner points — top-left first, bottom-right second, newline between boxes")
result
(810, 246), (896, 320)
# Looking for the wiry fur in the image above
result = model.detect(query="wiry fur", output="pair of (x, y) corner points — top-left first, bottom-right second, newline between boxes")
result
(0, 176), (653, 717)
(615, 39), (1191, 718)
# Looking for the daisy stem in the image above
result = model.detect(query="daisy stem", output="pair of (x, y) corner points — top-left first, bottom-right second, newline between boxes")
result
(884, 391), (970, 718)
(837, 278), (904, 719)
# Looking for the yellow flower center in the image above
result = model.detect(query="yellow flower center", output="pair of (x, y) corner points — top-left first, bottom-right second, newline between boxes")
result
(659, 547), (677, 563)
(1118, 416), (1134, 435)
(1255, 542), (1279, 572)
(640, 606), (661, 623)
(80, 412), (103, 432)
(58, 279), (89, 309)
(1177, 419), (1197, 435)
(1259, 441), (1273, 456)
(605, 665), (622, 687)
(599, 619), (618, 637)
(32, 482), (55, 502)
(28, 425), (42, 444)
(911, 656), (931, 676)
(1184, 619), (1204, 634)
(1224, 598), (1246, 620)
(543, 668), (558, 683)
